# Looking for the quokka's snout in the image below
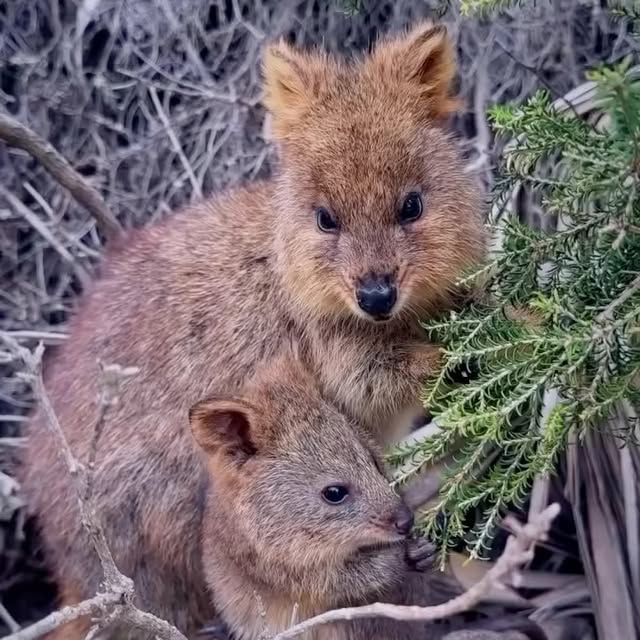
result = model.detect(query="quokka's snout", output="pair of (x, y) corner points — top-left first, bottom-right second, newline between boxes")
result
(355, 272), (398, 320)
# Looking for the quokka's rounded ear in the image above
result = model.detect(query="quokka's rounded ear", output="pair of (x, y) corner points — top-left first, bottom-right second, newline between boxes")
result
(367, 22), (460, 119)
(189, 396), (259, 463)
(261, 38), (329, 140)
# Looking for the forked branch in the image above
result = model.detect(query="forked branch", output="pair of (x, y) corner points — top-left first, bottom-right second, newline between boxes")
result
(1, 336), (186, 640)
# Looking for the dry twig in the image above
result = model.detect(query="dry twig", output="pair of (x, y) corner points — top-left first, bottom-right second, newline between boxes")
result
(6, 593), (123, 640)
(0, 601), (20, 634)
(0, 112), (123, 241)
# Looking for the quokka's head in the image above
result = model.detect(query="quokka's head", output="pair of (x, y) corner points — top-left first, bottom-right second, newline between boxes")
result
(263, 22), (485, 324)
(190, 353), (412, 601)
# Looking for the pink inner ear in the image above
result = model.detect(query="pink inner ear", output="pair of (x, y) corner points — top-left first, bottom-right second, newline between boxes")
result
(216, 410), (258, 460)
(190, 398), (259, 460)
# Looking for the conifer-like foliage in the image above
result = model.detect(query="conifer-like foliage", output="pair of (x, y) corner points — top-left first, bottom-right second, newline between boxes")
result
(388, 50), (640, 561)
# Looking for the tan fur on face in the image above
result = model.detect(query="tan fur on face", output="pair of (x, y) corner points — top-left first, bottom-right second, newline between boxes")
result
(266, 22), (484, 325)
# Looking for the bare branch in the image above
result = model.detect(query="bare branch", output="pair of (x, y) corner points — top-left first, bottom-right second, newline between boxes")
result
(0, 336), (187, 640)
(0, 111), (123, 241)
(4, 591), (192, 640)
(0, 185), (92, 287)
(272, 503), (561, 640)
(5, 593), (122, 640)
(117, 607), (190, 640)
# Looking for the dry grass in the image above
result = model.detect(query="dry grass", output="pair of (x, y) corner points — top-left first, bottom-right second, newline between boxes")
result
(0, 0), (637, 633)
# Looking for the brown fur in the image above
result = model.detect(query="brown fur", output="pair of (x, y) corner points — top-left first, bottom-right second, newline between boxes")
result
(22, 20), (484, 640)
(266, 22), (484, 435)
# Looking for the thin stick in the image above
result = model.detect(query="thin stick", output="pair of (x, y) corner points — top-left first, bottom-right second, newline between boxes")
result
(0, 111), (123, 241)
(0, 185), (91, 287)
(6, 593), (122, 640)
(0, 601), (20, 634)
(149, 88), (203, 200)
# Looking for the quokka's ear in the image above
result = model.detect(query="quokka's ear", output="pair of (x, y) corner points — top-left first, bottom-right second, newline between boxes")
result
(262, 39), (328, 140)
(189, 396), (260, 464)
(368, 22), (459, 119)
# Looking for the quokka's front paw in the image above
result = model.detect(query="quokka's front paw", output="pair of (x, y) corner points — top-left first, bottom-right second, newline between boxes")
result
(409, 406), (432, 431)
(405, 534), (438, 572)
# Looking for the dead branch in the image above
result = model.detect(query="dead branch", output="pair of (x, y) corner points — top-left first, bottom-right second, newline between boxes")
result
(5, 590), (190, 640)
(0, 111), (123, 241)
(116, 607), (190, 640)
(6, 593), (123, 640)
(0, 185), (92, 287)
(0, 336), (187, 640)
(272, 503), (561, 640)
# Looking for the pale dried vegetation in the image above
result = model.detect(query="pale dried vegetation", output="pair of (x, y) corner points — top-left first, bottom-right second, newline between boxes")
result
(0, 0), (638, 636)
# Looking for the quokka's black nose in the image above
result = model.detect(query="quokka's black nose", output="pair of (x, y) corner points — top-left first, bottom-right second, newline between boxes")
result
(392, 504), (415, 536)
(356, 273), (397, 319)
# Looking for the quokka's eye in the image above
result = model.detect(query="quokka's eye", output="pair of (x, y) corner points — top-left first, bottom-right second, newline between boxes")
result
(315, 207), (339, 233)
(321, 484), (350, 504)
(398, 192), (423, 225)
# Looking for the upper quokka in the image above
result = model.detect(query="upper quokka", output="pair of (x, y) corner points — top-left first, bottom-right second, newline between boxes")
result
(22, 17), (484, 633)
(28, 352), (543, 640)
(28, 18), (484, 450)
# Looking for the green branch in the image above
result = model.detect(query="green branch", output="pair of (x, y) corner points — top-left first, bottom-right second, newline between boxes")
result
(389, 58), (640, 560)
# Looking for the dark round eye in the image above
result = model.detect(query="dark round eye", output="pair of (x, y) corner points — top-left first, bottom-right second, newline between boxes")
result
(321, 484), (349, 504)
(398, 192), (423, 225)
(316, 207), (339, 233)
